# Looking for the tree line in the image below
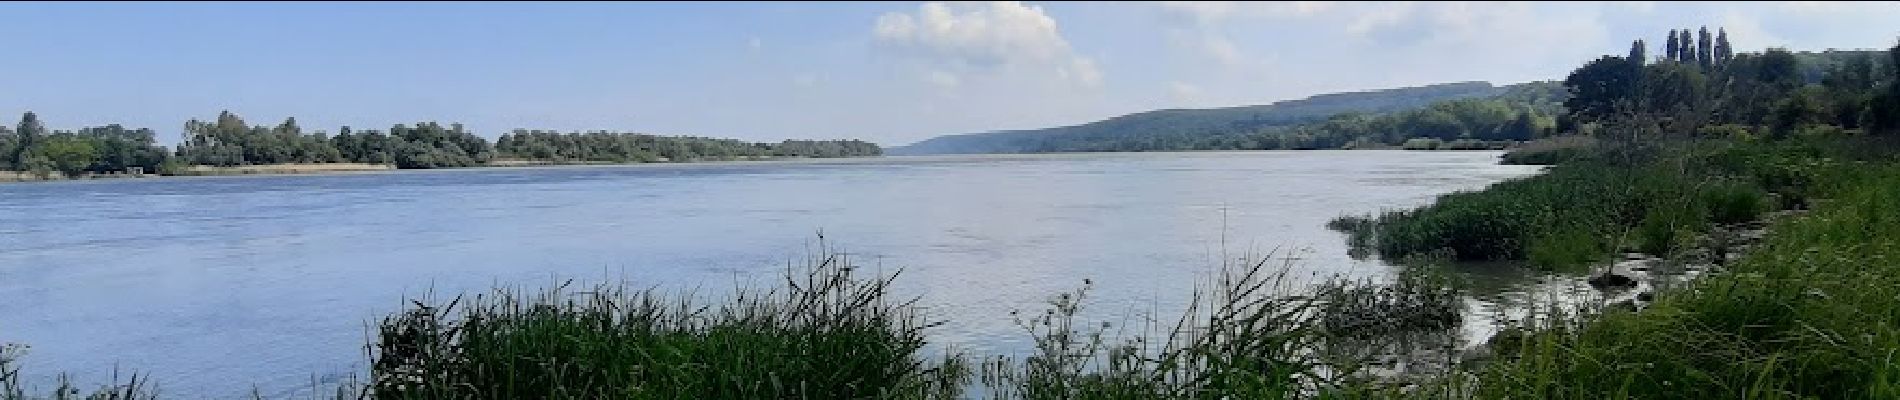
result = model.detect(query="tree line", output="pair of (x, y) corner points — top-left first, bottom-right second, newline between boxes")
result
(0, 111), (882, 178)
(495, 130), (881, 163)
(1054, 82), (1570, 152)
(1562, 27), (1900, 139)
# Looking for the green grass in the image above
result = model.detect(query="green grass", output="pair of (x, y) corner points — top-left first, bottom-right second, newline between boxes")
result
(1, 343), (155, 400)
(1430, 161), (1900, 399)
(363, 240), (967, 399)
(1332, 139), (1816, 270)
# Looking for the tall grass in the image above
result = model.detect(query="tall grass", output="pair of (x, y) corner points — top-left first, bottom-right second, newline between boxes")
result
(1332, 139), (1797, 270)
(363, 239), (967, 399)
(1432, 162), (1900, 398)
(977, 252), (1466, 399)
(0, 343), (155, 400)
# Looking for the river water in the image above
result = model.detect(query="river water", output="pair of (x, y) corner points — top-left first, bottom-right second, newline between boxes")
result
(0, 151), (1551, 397)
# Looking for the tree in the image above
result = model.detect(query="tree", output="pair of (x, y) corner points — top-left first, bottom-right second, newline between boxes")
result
(1665, 30), (1680, 62)
(1715, 28), (1733, 65)
(1629, 40), (1647, 65)
(1502, 111), (1539, 141)
(1710, 26), (1725, 69)
(1758, 48), (1800, 89)
(1687, 29), (1702, 64)
(37, 135), (97, 178)
(13, 112), (45, 165)
(1564, 56), (1643, 124)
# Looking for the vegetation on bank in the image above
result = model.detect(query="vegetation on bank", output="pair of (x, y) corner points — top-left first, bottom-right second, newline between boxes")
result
(890, 81), (1561, 155)
(0, 111), (881, 179)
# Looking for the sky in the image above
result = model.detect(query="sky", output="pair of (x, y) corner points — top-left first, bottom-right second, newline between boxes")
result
(1, 1), (1897, 146)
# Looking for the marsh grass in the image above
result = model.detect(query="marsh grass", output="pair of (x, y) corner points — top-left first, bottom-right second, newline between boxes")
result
(1425, 162), (1900, 398)
(362, 238), (967, 399)
(0, 343), (155, 400)
(977, 250), (1469, 399)
(1331, 139), (1797, 270)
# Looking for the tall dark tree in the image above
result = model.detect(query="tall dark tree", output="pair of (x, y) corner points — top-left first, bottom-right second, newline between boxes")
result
(13, 112), (46, 165)
(1697, 27), (1714, 69)
(1564, 56), (1644, 124)
(1715, 28), (1733, 65)
(1687, 29), (1702, 64)
(1665, 30), (1681, 62)
(1630, 40), (1648, 65)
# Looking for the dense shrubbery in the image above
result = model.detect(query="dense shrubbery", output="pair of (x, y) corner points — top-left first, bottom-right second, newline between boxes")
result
(366, 244), (965, 399)
(0, 110), (883, 178)
(0, 113), (172, 178)
(494, 130), (879, 163)
(1335, 140), (1803, 269)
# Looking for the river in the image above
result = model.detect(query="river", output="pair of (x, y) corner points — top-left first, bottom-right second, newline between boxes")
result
(0, 150), (1549, 397)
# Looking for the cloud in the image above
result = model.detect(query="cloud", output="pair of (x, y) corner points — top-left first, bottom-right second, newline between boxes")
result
(748, 36), (763, 52)
(1719, 10), (1791, 49)
(874, 1), (1101, 88)
(1154, 2), (1327, 70)
(1155, 1), (1334, 25)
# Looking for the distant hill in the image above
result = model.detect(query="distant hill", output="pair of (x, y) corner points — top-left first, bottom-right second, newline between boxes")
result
(890, 81), (1523, 155)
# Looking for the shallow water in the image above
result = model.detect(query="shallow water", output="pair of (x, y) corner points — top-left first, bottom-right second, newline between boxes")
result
(1, 150), (1547, 397)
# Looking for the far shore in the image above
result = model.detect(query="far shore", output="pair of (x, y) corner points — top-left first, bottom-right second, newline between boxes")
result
(0, 148), (1515, 185)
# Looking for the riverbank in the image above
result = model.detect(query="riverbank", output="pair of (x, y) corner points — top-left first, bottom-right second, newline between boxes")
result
(0, 156), (886, 185)
(1346, 136), (1900, 398)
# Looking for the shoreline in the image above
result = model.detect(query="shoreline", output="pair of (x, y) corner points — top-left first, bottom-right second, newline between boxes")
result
(0, 150), (1511, 186)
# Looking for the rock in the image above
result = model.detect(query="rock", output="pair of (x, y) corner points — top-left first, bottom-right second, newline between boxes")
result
(1636, 291), (1655, 302)
(1589, 272), (1638, 290)
(1623, 252), (1650, 261)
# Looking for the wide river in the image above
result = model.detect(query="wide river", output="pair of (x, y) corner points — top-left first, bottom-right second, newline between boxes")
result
(1, 151), (1551, 397)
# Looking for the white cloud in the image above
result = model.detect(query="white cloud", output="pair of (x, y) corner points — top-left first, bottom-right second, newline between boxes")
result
(1719, 10), (1791, 49)
(1156, 1), (1334, 25)
(1154, 2), (1330, 69)
(1777, 1), (1850, 13)
(874, 1), (1101, 88)
(748, 36), (763, 52)
(1612, 1), (1656, 13)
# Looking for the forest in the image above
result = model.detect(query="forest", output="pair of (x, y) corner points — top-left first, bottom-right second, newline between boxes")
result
(0, 112), (882, 178)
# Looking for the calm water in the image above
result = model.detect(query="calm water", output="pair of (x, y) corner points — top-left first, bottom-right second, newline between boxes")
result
(1, 151), (1546, 397)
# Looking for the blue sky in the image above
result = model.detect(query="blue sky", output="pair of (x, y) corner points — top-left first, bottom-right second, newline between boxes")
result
(2, 1), (1896, 146)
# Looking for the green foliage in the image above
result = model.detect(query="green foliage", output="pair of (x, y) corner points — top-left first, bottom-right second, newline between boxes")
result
(1400, 138), (1441, 150)
(1500, 135), (1598, 165)
(1447, 157), (1900, 399)
(1, 342), (156, 399)
(1336, 140), (1819, 269)
(978, 253), (1439, 399)
(494, 131), (879, 163)
(367, 242), (965, 399)
(892, 81), (1558, 155)
(34, 136), (97, 178)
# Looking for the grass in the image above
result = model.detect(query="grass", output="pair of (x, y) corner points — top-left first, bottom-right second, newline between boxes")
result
(361, 238), (967, 399)
(1, 343), (155, 400)
(1429, 161), (1900, 399)
(1500, 136), (1599, 165)
(1331, 138), (1802, 270)
(976, 251), (1467, 399)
